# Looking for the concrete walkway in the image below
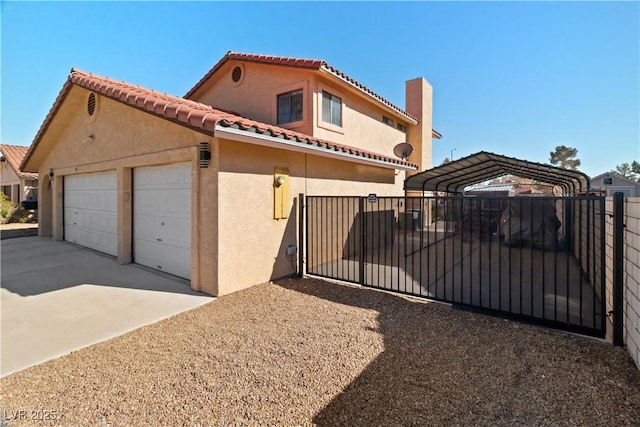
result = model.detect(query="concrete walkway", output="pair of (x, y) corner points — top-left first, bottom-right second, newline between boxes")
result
(1, 237), (213, 377)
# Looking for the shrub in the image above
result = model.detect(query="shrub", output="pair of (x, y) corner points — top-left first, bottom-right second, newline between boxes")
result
(0, 193), (30, 224)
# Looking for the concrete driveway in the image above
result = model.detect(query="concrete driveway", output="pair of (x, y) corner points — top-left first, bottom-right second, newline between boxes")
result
(1, 237), (213, 377)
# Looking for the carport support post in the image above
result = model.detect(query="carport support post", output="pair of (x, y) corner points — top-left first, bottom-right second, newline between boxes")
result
(613, 192), (625, 346)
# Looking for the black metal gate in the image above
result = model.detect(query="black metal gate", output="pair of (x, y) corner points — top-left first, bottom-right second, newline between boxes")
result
(305, 195), (606, 338)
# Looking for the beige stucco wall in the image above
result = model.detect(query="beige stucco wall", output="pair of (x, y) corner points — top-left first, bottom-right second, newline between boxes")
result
(1, 162), (20, 188)
(0, 162), (34, 204)
(189, 60), (424, 168)
(30, 86), (219, 295)
(30, 82), (414, 298)
(190, 61), (316, 137)
(311, 75), (410, 163)
(405, 78), (433, 172)
(1, 162), (21, 202)
(216, 138), (404, 295)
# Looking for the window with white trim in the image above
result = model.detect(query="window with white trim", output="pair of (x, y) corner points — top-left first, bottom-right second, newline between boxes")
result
(277, 90), (303, 124)
(322, 91), (342, 127)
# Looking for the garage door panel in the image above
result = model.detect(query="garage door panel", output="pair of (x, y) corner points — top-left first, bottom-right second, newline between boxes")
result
(168, 191), (191, 215)
(134, 190), (190, 215)
(65, 226), (117, 256)
(134, 216), (190, 248)
(64, 209), (117, 233)
(135, 164), (190, 190)
(162, 218), (191, 246)
(134, 190), (165, 212)
(66, 172), (116, 192)
(132, 215), (157, 242)
(64, 171), (117, 256)
(134, 163), (191, 279)
(133, 240), (191, 279)
(65, 191), (117, 211)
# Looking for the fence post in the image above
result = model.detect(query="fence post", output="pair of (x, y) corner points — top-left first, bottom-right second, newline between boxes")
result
(613, 192), (625, 346)
(359, 197), (365, 285)
(298, 193), (305, 278)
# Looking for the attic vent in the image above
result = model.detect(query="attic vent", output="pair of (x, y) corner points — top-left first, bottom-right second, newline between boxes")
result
(231, 66), (242, 83)
(87, 93), (97, 116)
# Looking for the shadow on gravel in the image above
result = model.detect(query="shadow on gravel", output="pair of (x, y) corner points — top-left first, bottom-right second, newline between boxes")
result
(276, 278), (640, 427)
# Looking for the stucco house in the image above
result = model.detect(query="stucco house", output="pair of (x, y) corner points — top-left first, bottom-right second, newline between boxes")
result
(1, 144), (38, 204)
(21, 51), (440, 296)
(590, 172), (640, 197)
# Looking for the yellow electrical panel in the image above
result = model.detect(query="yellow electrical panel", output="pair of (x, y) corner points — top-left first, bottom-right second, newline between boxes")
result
(274, 167), (290, 219)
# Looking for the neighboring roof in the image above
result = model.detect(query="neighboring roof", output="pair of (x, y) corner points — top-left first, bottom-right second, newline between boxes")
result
(405, 151), (590, 195)
(591, 171), (640, 186)
(464, 183), (515, 193)
(21, 69), (418, 172)
(184, 51), (443, 139)
(0, 144), (38, 179)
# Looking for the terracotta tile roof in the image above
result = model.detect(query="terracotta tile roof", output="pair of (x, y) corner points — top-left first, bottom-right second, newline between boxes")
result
(0, 144), (38, 179)
(22, 69), (417, 172)
(185, 51), (425, 126)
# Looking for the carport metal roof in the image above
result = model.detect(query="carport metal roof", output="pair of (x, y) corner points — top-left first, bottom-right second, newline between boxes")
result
(404, 151), (590, 195)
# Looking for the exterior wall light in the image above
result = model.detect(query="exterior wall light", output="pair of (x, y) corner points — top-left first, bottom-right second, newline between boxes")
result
(199, 142), (211, 168)
(83, 134), (95, 144)
(49, 169), (54, 181)
(275, 175), (286, 187)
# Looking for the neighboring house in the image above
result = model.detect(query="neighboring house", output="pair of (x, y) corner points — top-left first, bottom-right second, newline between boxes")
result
(21, 52), (440, 297)
(0, 144), (38, 204)
(591, 172), (640, 197)
(464, 184), (518, 197)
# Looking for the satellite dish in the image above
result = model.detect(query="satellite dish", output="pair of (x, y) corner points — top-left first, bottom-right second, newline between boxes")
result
(393, 142), (414, 160)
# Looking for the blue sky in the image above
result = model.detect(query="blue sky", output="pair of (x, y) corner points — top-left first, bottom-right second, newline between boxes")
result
(1, 1), (638, 178)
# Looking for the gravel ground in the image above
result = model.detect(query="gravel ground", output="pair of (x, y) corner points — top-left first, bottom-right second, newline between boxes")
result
(1, 277), (639, 426)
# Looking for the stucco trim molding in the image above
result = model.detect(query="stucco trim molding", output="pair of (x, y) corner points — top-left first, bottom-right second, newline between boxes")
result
(214, 125), (417, 171)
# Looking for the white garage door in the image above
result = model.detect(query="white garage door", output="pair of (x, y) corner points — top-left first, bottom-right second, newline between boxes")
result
(133, 163), (191, 279)
(64, 171), (118, 256)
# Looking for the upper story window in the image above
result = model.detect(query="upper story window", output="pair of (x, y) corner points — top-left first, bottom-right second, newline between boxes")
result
(322, 91), (342, 127)
(382, 116), (394, 127)
(277, 90), (303, 124)
(397, 123), (407, 132)
(603, 177), (613, 185)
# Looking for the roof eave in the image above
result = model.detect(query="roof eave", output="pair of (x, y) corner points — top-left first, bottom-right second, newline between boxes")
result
(215, 125), (417, 171)
(318, 66), (419, 125)
(23, 68), (417, 175)
(20, 77), (75, 173)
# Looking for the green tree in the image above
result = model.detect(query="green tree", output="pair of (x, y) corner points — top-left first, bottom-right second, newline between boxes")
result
(612, 161), (640, 182)
(549, 145), (581, 170)
(632, 161), (640, 181)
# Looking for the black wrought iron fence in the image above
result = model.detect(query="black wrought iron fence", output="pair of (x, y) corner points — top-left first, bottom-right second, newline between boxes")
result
(305, 195), (606, 338)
